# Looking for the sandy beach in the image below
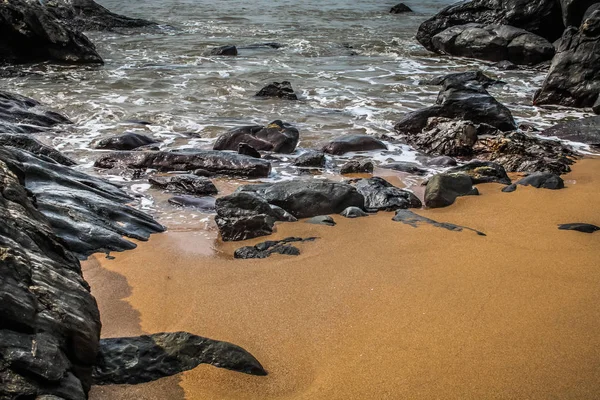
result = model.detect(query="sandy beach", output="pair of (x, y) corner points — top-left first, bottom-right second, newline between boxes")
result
(86, 158), (600, 400)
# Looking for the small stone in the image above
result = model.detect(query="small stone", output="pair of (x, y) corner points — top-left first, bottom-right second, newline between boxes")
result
(306, 215), (336, 226)
(558, 223), (600, 233)
(210, 45), (238, 56)
(340, 207), (368, 218)
(390, 3), (412, 13)
(293, 151), (326, 168)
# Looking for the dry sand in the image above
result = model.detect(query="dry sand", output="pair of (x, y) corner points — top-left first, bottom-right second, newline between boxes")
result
(86, 159), (600, 400)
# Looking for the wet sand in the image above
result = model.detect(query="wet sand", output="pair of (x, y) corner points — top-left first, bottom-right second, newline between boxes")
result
(86, 158), (600, 400)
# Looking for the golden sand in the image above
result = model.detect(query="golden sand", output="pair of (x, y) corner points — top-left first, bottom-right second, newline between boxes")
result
(86, 159), (600, 400)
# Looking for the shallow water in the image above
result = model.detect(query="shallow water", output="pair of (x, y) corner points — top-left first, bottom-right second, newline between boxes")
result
(0, 0), (594, 226)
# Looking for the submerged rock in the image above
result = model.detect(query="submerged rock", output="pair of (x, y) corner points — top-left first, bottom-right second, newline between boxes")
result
(255, 81), (298, 100)
(424, 173), (478, 208)
(93, 332), (266, 385)
(541, 115), (600, 148)
(322, 135), (387, 155)
(340, 159), (374, 174)
(558, 223), (600, 233)
(0, 91), (72, 133)
(149, 174), (218, 195)
(393, 209), (486, 236)
(214, 121), (300, 154)
(95, 133), (159, 151)
(293, 151), (326, 168)
(447, 160), (512, 185)
(349, 177), (422, 211)
(94, 150), (271, 178)
(0, 0), (103, 64)
(210, 45), (238, 56)
(0, 134), (76, 166)
(420, 70), (503, 87)
(390, 3), (412, 13)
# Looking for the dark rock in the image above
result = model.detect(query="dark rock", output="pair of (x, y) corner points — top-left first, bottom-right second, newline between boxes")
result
(94, 150), (271, 178)
(558, 223), (600, 233)
(306, 215), (336, 226)
(269, 205), (297, 222)
(149, 174), (217, 196)
(95, 133), (159, 151)
(420, 70), (503, 87)
(293, 151), (326, 168)
(380, 162), (428, 175)
(0, 134), (76, 166)
(431, 23), (555, 65)
(322, 135), (387, 155)
(0, 0), (103, 64)
(447, 160), (511, 184)
(234, 237), (316, 259)
(44, 0), (157, 32)
(340, 206), (368, 218)
(424, 173), (478, 208)
(541, 116), (600, 148)
(93, 332), (266, 385)
(168, 196), (216, 211)
(241, 42), (283, 49)
(404, 117), (485, 157)
(255, 81), (298, 100)
(121, 119), (152, 126)
(416, 0), (563, 52)
(502, 183), (517, 192)
(210, 45), (238, 56)
(583, 3), (600, 21)
(393, 209), (486, 236)
(418, 155), (457, 167)
(394, 81), (517, 135)
(493, 60), (519, 70)
(238, 143), (261, 158)
(349, 177), (422, 211)
(340, 159), (374, 174)
(515, 172), (565, 189)
(533, 10), (600, 109)
(214, 120), (300, 154)
(0, 91), (72, 134)
(594, 96), (600, 114)
(560, 0), (599, 27)
(237, 180), (365, 219)
(1, 147), (164, 259)
(215, 192), (280, 241)
(390, 3), (412, 13)
(474, 131), (576, 174)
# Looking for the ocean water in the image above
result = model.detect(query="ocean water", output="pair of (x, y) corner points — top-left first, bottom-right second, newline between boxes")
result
(0, 0), (594, 226)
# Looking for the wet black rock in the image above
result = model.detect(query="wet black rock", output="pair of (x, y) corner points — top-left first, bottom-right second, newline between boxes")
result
(393, 209), (486, 236)
(381, 162), (428, 175)
(238, 180), (365, 219)
(558, 223), (600, 233)
(0, 0), (103, 64)
(44, 0), (157, 32)
(0, 152), (101, 400)
(93, 332), (266, 385)
(420, 70), (503, 87)
(560, 0), (599, 27)
(168, 195), (216, 210)
(418, 155), (457, 167)
(416, 0), (563, 52)
(349, 177), (422, 211)
(149, 174), (218, 196)
(255, 81), (298, 100)
(541, 115), (600, 148)
(431, 23), (555, 65)
(234, 237), (317, 259)
(214, 121), (300, 154)
(322, 135), (387, 155)
(447, 160), (512, 185)
(241, 42), (283, 49)
(95, 133), (159, 151)
(404, 117), (484, 157)
(0, 134), (76, 166)
(238, 143), (261, 158)
(1, 147), (165, 258)
(340, 159), (374, 174)
(94, 150), (271, 178)
(474, 131), (576, 174)
(293, 151), (326, 168)
(210, 45), (238, 56)
(424, 173), (479, 208)
(0, 91), (72, 133)
(515, 172), (565, 189)
(306, 215), (336, 226)
(340, 206), (368, 218)
(215, 192), (281, 241)
(533, 10), (600, 109)
(394, 80), (517, 134)
(390, 3), (412, 13)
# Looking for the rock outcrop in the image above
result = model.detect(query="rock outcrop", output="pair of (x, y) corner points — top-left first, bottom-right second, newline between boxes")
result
(0, 91), (72, 134)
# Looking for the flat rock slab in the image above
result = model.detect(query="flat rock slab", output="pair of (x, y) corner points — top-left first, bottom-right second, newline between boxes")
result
(0, 90), (72, 134)
(393, 209), (486, 236)
(558, 223), (600, 233)
(234, 237), (317, 259)
(541, 116), (600, 148)
(92, 332), (266, 385)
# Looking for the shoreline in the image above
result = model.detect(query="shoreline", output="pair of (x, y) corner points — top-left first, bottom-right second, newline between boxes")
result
(86, 157), (600, 400)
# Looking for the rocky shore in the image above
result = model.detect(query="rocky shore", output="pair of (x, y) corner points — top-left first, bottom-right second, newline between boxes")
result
(1, 0), (599, 399)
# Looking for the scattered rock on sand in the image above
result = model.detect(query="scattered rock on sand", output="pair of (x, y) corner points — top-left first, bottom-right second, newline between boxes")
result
(349, 177), (422, 211)
(322, 135), (387, 155)
(234, 237), (318, 259)
(306, 215), (336, 226)
(558, 223), (600, 233)
(517, 172), (565, 189)
(255, 81), (298, 100)
(340, 206), (368, 218)
(393, 209), (486, 236)
(425, 173), (479, 208)
(447, 160), (512, 185)
(214, 120), (300, 154)
(215, 192), (281, 241)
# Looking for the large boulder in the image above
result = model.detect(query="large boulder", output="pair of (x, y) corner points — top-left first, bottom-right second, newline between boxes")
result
(560, 0), (599, 27)
(94, 150), (271, 178)
(533, 10), (600, 109)
(255, 81), (298, 100)
(541, 115), (600, 147)
(420, 70), (503, 87)
(213, 120), (299, 154)
(0, 91), (72, 133)
(322, 135), (387, 155)
(394, 80), (517, 134)
(349, 177), (422, 211)
(416, 0), (564, 51)
(431, 23), (555, 65)
(425, 173), (479, 208)
(0, 0), (103, 64)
